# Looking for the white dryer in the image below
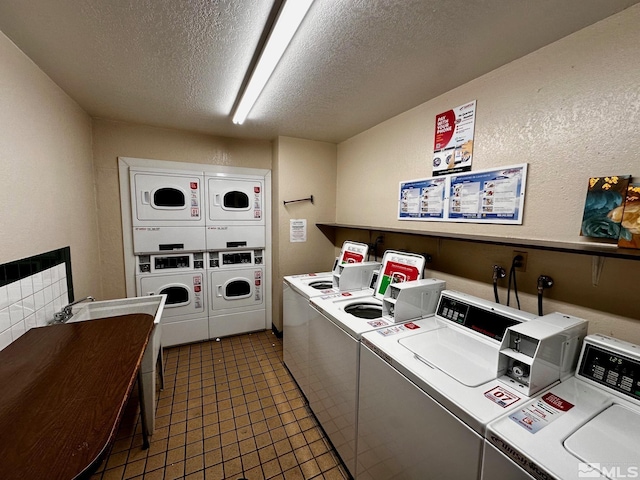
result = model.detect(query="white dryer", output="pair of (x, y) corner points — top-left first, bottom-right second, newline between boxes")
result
(129, 167), (206, 254)
(356, 291), (586, 480)
(482, 333), (640, 480)
(207, 250), (266, 338)
(283, 239), (373, 399)
(135, 252), (208, 347)
(307, 250), (429, 476)
(205, 174), (265, 250)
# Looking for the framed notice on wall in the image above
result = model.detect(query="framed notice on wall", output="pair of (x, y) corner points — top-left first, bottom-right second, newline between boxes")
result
(398, 177), (447, 220)
(448, 164), (528, 224)
(399, 163), (528, 224)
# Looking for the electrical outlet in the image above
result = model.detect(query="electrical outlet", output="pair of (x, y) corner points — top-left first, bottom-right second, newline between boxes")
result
(513, 251), (528, 272)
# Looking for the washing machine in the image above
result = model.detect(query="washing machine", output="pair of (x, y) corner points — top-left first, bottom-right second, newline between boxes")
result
(129, 167), (206, 254)
(307, 250), (429, 476)
(356, 291), (588, 479)
(207, 250), (266, 338)
(205, 174), (265, 250)
(135, 252), (208, 347)
(283, 240), (371, 399)
(482, 333), (640, 480)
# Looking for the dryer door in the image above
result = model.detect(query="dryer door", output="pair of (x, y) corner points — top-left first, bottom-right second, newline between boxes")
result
(209, 267), (264, 312)
(131, 170), (204, 225)
(206, 177), (264, 225)
(137, 273), (205, 318)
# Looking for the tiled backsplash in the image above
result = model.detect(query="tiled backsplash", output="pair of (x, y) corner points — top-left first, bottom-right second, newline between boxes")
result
(0, 248), (73, 351)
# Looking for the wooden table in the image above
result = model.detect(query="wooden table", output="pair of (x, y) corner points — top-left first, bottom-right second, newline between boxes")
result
(0, 313), (154, 480)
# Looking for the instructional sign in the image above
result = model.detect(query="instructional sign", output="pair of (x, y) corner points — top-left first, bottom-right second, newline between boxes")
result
(289, 219), (307, 242)
(509, 392), (574, 433)
(399, 164), (528, 224)
(433, 100), (476, 176)
(398, 177), (447, 220)
(449, 164), (527, 224)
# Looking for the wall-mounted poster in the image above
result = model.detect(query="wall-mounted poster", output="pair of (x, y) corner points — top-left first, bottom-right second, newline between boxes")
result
(433, 100), (476, 177)
(398, 177), (447, 220)
(616, 184), (640, 249)
(580, 176), (631, 240)
(448, 164), (527, 224)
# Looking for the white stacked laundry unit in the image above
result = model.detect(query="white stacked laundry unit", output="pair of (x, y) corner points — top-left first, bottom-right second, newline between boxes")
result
(205, 174), (267, 338)
(120, 157), (271, 348)
(129, 167), (209, 347)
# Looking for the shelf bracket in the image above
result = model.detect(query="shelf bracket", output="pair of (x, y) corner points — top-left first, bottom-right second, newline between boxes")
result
(283, 195), (313, 206)
(591, 256), (605, 286)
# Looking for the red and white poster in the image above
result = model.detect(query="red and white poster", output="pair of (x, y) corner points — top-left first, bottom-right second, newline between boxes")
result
(433, 100), (476, 176)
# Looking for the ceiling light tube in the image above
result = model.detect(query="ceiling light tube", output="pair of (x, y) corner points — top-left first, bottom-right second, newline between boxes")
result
(232, 0), (314, 125)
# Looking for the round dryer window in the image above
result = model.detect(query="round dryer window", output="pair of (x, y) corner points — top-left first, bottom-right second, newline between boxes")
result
(224, 191), (249, 209)
(161, 286), (190, 306)
(153, 188), (186, 208)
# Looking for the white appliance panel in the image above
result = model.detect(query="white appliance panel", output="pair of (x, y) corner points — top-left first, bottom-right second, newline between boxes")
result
(208, 267), (264, 313)
(133, 226), (206, 254)
(206, 225), (265, 250)
(161, 317), (210, 347)
(131, 170), (204, 226)
(209, 308), (266, 339)
(308, 305), (359, 475)
(206, 176), (264, 225)
(357, 343), (483, 480)
(481, 442), (534, 480)
(282, 272), (337, 400)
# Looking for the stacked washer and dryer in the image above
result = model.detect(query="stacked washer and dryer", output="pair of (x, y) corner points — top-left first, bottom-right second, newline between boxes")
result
(123, 159), (270, 347)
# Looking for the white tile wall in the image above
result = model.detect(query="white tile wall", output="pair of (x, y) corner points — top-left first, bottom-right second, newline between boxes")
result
(0, 264), (69, 351)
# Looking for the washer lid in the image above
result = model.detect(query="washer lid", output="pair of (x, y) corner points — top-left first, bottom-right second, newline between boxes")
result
(564, 404), (640, 471)
(399, 326), (499, 387)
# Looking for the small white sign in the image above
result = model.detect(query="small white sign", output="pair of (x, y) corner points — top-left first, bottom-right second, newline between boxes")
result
(290, 219), (307, 243)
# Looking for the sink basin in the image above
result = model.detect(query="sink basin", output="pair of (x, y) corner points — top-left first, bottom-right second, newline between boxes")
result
(68, 295), (166, 435)
(69, 295), (165, 324)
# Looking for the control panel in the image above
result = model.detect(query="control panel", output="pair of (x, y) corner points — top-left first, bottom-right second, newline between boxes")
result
(578, 334), (640, 402)
(137, 252), (204, 273)
(208, 250), (263, 269)
(437, 293), (522, 342)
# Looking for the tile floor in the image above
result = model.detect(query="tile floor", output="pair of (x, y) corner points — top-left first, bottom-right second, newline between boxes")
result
(90, 330), (351, 480)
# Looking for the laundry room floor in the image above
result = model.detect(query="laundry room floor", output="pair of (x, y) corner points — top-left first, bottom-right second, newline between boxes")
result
(89, 330), (350, 480)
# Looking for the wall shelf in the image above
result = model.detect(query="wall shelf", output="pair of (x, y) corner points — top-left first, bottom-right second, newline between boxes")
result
(316, 223), (640, 261)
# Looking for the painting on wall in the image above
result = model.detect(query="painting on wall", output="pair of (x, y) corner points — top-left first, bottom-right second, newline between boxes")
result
(580, 176), (631, 240)
(610, 184), (640, 249)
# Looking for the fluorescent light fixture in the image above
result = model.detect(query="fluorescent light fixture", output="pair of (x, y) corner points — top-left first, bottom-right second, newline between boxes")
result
(232, 0), (314, 125)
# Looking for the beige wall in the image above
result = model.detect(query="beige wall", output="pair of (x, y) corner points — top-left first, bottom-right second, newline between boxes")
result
(335, 6), (640, 343)
(91, 119), (272, 299)
(0, 31), (101, 300)
(272, 136), (337, 331)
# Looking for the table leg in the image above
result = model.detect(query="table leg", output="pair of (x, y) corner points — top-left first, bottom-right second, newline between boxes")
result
(157, 344), (165, 391)
(137, 370), (150, 450)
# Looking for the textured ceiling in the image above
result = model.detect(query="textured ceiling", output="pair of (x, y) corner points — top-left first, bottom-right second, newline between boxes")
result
(0, 0), (638, 143)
